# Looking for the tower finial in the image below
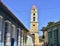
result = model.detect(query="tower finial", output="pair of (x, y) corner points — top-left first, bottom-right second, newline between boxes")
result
(32, 5), (36, 9)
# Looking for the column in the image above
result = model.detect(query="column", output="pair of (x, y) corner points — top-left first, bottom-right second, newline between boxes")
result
(4, 20), (12, 46)
(21, 30), (23, 46)
(24, 35), (27, 46)
(20, 30), (22, 46)
(0, 16), (4, 46)
(22, 36), (23, 46)
(17, 28), (21, 46)
(11, 24), (17, 46)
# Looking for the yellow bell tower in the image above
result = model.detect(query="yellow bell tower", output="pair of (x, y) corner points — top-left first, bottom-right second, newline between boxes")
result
(30, 5), (39, 46)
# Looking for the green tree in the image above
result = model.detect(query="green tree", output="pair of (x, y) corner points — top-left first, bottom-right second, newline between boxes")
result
(47, 22), (55, 27)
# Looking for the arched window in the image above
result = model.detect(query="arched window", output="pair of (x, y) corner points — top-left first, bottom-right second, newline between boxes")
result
(33, 24), (35, 26)
(33, 17), (35, 21)
(33, 13), (35, 16)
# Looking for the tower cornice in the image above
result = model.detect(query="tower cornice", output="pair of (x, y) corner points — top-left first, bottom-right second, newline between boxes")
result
(30, 22), (38, 23)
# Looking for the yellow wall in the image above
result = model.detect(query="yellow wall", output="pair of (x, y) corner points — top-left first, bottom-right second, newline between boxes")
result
(22, 29), (28, 46)
(30, 22), (39, 45)
(30, 22), (38, 33)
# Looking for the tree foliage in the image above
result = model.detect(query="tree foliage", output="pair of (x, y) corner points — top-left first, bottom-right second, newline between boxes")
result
(47, 22), (55, 27)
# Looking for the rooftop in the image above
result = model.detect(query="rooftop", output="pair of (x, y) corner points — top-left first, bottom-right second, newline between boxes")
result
(0, 1), (29, 31)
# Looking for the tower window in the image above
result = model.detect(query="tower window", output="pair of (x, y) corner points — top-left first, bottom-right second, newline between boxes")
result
(33, 24), (35, 26)
(32, 34), (35, 35)
(33, 9), (35, 11)
(33, 13), (35, 15)
(33, 17), (35, 21)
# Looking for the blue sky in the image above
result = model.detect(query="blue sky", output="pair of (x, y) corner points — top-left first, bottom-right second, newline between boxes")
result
(2, 0), (60, 36)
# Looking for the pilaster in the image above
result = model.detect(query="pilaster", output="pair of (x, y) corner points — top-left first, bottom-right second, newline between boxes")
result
(4, 20), (12, 46)
(0, 16), (4, 46)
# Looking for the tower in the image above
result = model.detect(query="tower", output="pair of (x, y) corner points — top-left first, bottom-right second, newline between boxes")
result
(30, 5), (39, 46)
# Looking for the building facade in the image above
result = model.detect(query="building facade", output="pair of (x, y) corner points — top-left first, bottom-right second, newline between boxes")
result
(47, 22), (60, 46)
(26, 32), (34, 46)
(42, 21), (60, 46)
(41, 27), (48, 46)
(30, 5), (39, 46)
(0, 1), (34, 46)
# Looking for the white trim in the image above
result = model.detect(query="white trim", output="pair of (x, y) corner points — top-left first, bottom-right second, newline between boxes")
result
(6, 33), (10, 36)
(0, 31), (1, 40)
(18, 37), (20, 41)
(6, 37), (10, 41)
(18, 42), (20, 44)
(12, 24), (16, 28)
(0, 16), (3, 19)
(5, 20), (11, 24)
(6, 42), (11, 45)
(17, 28), (21, 32)
(0, 31), (1, 35)
(48, 29), (51, 32)
(52, 27), (57, 30)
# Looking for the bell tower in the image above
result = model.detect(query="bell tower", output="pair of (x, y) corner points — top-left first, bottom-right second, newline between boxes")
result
(30, 5), (39, 46)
